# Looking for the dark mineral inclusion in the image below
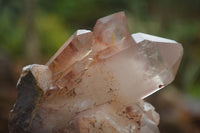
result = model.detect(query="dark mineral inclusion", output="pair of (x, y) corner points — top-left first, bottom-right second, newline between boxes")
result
(9, 70), (43, 133)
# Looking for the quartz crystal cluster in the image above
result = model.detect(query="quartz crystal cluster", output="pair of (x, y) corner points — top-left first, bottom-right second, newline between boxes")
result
(8, 12), (183, 133)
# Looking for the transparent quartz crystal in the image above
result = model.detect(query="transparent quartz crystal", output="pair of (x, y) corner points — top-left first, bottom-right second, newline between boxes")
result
(8, 12), (183, 133)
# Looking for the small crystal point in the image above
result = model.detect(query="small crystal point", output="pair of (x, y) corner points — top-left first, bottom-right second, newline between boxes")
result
(46, 30), (93, 83)
(9, 12), (183, 133)
(93, 12), (130, 46)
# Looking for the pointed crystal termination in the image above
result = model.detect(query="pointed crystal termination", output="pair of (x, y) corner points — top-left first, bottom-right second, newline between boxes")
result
(46, 30), (93, 83)
(9, 11), (183, 133)
(131, 32), (183, 98)
(93, 11), (132, 53)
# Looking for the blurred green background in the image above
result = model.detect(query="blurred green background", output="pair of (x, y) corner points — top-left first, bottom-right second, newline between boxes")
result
(0, 0), (200, 132)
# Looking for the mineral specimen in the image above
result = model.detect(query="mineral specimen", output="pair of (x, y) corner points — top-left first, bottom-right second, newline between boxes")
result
(8, 12), (183, 133)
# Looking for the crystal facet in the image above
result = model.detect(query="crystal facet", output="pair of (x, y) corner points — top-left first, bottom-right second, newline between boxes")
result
(9, 12), (183, 133)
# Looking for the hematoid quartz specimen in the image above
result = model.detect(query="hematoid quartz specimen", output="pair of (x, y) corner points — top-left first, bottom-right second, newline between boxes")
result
(8, 12), (183, 133)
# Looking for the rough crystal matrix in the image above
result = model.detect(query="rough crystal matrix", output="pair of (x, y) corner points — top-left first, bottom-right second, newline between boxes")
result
(9, 12), (183, 133)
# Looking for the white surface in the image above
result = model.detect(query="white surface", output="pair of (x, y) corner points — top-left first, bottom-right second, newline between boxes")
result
(76, 29), (91, 35)
(132, 32), (177, 44)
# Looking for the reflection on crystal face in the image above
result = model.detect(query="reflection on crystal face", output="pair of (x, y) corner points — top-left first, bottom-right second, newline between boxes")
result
(9, 12), (183, 133)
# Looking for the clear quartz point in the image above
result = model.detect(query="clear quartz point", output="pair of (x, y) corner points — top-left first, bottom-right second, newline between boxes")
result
(9, 11), (183, 133)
